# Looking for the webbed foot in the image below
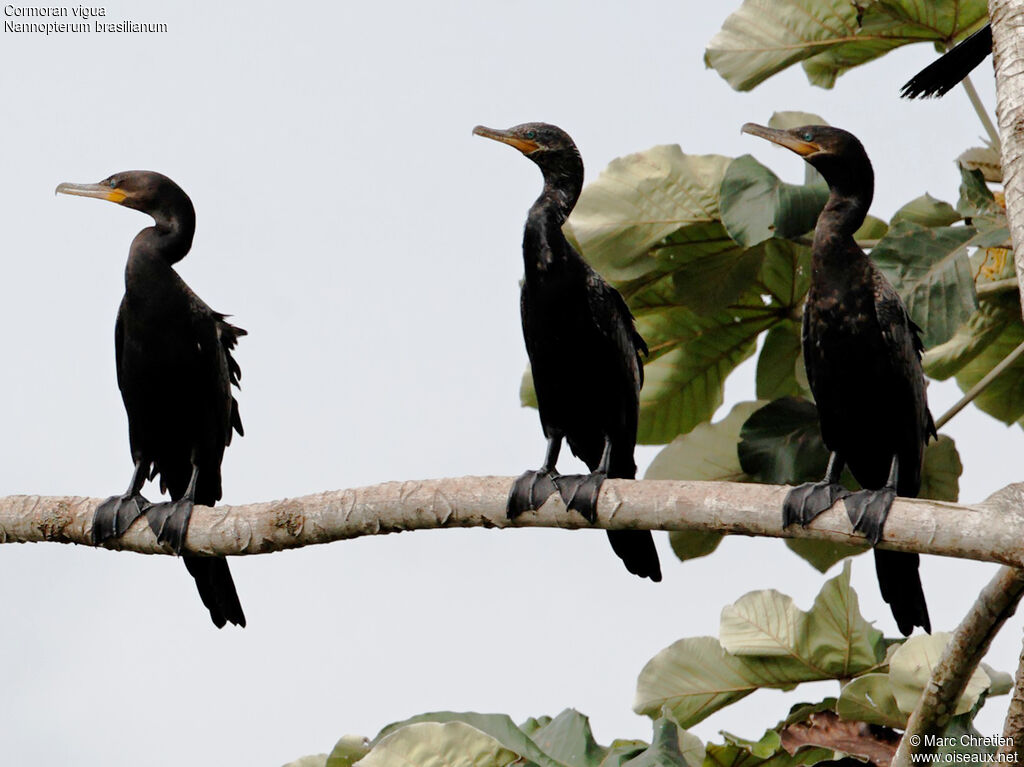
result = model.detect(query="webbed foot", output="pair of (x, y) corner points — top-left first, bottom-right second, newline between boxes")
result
(507, 470), (559, 519)
(145, 498), (195, 554)
(782, 482), (850, 528)
(93, 493), (151, 543)
(554, 471), (606, 524)
(844, 487), (897, 545)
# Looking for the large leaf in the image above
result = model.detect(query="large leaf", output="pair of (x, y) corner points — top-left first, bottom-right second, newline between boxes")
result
(757, 323), (810, 401)
(919, 435), (962, 502)
(836, 674), (906, 729)
(923, 293), (1019, 380)
(738, 397), (829, 485)
(325, 736), (370, 767)
(530, 710), (606, 767)
(889, 633), (993, 717)
(359, 721), (520, 767)
(636, 566), (882, 727)
(567, 147), (732, 283)
(870, 220), (977, 348)
(615, 718), (703, 767)
(647, 401), (765, 562)
(705, 0), (988, 91)
(891, 195), (961, 228)
(372, 712), (563, 767)
(720, 155), (827, 248)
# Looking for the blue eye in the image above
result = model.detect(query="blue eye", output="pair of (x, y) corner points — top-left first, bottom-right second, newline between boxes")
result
(802, 131), (813, 141)
(109, 179), (117, 187)
(526, 130), (537, 139)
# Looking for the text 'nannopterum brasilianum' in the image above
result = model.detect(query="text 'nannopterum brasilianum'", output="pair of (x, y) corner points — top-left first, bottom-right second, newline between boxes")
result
(473, 122), (661, 582)
(57, 171), (247, 628)
(742, 124), (934, 636)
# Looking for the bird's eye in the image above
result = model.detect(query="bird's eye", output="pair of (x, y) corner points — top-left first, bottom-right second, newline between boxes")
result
(802, 131), (814, 141)
(526, 130), (537, 139)
(108, 179), (117, 188)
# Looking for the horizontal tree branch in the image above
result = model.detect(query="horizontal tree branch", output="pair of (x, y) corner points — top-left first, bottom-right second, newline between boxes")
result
(2, 478), (1024, 566)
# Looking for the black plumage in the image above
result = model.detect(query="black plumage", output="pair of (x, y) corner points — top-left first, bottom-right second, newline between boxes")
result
(742, 124), (934, 635)
(474, 122), (661, 582)
(901, 24), (991, 99)
(57, 171), (246, 628)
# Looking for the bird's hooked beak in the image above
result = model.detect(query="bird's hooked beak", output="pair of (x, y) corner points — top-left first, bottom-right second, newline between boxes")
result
(473, 125), (539, 155)
(741, 123), (820, 157)
(54, 181), (127, 204)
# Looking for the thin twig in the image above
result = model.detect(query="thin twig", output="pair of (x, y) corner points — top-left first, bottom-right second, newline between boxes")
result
(961, 74), (1001, 147)
(934, 337), (1024, 429)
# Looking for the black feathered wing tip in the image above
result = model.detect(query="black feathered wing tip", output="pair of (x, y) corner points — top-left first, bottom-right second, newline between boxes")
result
(607, 531), (662, 581)
(217, 315), (246, 440)
(901, 24), (992, 98)
(874, 549), (930, 636)
(183, 556), (246, 628)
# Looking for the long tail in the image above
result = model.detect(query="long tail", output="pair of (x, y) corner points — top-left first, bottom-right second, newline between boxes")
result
(606, 531), (662, 581)
(874, 549), (930, 636)
(901, 24), (992, 99)
(183, 556), (247, 628)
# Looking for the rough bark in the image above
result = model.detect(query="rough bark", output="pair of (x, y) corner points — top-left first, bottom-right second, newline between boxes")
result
(3, 478), (1024, 565)
(992, 0), (1024, 316)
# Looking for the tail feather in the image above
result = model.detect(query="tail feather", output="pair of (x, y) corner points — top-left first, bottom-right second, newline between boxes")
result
(901, 24), (992, 98)
(183, 556), (246, 628)
(874, 549), (930, 636)
(607, 530), (662, 582)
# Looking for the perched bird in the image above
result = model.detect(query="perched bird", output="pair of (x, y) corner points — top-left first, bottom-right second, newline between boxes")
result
(57, 171), (246, 628)
(742, 124), (934, 635)
(901, 24), (991, 99)
(473, 122), (661, 582)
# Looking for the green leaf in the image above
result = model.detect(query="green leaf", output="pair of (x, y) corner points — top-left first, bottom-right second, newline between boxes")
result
(855, 214), (889, 241)
(530, 709), (607, 767)
(891, 194), (961, 228)
(767, 111), (829, 188)
(757, 323), (810, 401)
(567, 147), (733, 283)
(325, 736), (370, 767)
(738, 397), (830, 485)
(869, 220), (977, 348)
(372, 712), (562, 767)
(934, 715), (1000, 760)
(721, 590), (804, 657)
(359, 721), (520, 767)
(616, 718), (701, 767)
(923, 293), (1020, 381)
(783, 539), (865, 574)
(958, 166), (1002, 220)
(705, 0), (987, 92)
(646, 402), (763, 563)
(919, 436), (962, 502)
(282, 757), (327, 767)
(982, 664), (1014, 697)
(637, 566), (881, 727)
(837, 674), (906, 729)
(889, 633), (992, 716)
(720, 156), (828, 248)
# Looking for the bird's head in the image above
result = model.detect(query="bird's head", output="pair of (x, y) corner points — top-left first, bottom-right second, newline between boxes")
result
(740, 123), (872, 194)
(56, 171), (193, 223)
(473, 122), (582, 175)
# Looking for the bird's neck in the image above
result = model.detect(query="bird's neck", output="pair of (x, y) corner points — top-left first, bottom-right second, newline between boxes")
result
(523, 158), (584, 274)
(124, 211), (196, 291)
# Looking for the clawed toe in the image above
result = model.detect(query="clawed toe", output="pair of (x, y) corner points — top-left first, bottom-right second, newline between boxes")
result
(844, 488), (896, 545)
(145, 499), (194, 554)
(782, 482), (849, 528)
(507, 470), (559, 519)
(93, 493), (150, 543)
(555, 472), (605, 524)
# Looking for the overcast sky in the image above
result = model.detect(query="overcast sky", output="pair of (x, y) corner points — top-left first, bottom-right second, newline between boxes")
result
(0, 2), (1017, 765)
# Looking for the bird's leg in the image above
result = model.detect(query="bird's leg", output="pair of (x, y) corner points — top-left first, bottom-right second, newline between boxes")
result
(93, 458), (152, 543)
(145, 461), (199, 555)
(507, 433), (563, 519)
(782, 452), (851, 528)
(555, 438), (611, 525)
(844, 455), (899, 545)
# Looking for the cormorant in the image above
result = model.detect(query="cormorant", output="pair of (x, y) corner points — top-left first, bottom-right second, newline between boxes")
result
(57, 171), (246, 628)
(473, 122), (661, 582)
(741, 124), (934, 635)
(901, 24), (991, 99)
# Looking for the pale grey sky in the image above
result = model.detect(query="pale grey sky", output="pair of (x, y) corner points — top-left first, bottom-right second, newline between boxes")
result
(0, 2), (1016, 765)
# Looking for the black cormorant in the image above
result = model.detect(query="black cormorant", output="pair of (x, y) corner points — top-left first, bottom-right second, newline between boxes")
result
(57, 171), (246, 628)
(742, 124), (933, 635)
(901, 24), (991, 98)
(473, 122), (661, 582)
